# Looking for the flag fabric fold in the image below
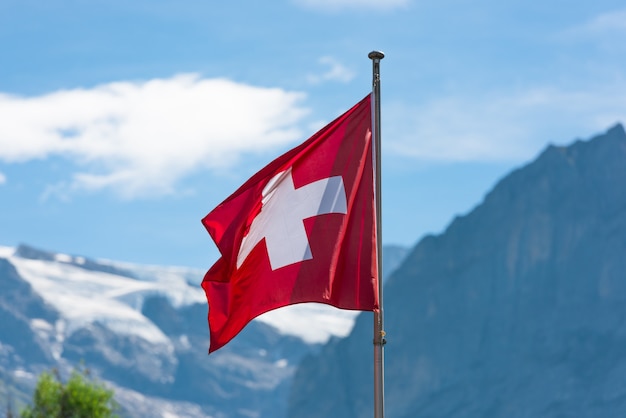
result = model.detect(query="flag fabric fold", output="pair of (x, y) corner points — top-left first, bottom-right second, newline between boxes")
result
(202, 94), (378, 353)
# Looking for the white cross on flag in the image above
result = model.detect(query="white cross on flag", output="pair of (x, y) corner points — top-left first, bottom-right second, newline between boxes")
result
(201, 94), (379, 353)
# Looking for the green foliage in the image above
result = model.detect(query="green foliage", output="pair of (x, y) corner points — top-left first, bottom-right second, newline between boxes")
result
(20, 368), (119, 418)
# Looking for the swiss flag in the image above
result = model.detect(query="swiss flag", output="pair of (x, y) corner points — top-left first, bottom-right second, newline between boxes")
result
(202, 94), (379, 353)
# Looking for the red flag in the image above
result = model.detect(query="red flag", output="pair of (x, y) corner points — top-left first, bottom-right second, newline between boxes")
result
(202, 94), (379, 353)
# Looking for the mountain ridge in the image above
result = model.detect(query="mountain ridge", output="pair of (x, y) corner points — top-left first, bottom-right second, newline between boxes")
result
(288, 123), (626, 417)
(0, 242), (408, 417)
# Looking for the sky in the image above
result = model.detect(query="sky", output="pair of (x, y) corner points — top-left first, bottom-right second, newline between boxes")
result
(1, 0), (626, 270)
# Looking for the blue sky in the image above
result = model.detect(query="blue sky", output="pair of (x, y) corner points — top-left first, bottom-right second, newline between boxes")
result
(1, 0), (625, 269)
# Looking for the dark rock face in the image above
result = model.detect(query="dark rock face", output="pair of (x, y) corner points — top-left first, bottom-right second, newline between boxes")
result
(139, 295), (317, 417)
(0, 258), (58, 322)
(289, 124), (626, 418)
(62, 321), (178, 389)
(0, 258), (58, 365)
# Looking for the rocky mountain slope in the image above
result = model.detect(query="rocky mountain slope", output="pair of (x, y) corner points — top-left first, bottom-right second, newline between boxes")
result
(289, 124), (626, 417)
(0, 243), (407, 417)
(0, 244), (316, 417)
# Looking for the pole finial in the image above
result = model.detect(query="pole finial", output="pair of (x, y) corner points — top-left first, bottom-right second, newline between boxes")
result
(368, 51), (385, 60)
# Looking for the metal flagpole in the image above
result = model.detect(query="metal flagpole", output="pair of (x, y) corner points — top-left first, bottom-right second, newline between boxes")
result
(369, 50), (385, 418)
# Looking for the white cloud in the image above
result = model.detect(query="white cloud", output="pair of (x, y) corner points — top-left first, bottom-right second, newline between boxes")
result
(559, 8), (626, 51)
(386, 83), (626, 163)
(0, 74), (309, 198)
(574, 8), (626, 35)
(294, 0), (409, 12)
(0, 172), (5, 185)
(307, 56), (355, 85)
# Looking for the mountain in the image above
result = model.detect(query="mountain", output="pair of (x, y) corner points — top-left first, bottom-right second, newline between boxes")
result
(0, 243), (407, 417)
(0, 244), (316, 418)
(381, 245), (409, 282)
(288, 124), (626, 417)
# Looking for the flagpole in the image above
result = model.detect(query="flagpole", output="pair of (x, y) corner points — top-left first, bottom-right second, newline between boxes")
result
(369, 50), (386, 418)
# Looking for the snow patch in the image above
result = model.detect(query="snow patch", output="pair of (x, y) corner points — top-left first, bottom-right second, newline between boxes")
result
(54, 253), (72, 263)
(30, 319), (64, 359)
(0, 246), (14, 258)
(4, 243), (360, 345)
(274, 359), (288, 368)
(255, 303), (360, 344)
(30, 318), (53, 332)
(178, 334), (190, 350)
(11, 257), (173, 345)
(99, 260), (206, 307)
(13, 369), (35, 380)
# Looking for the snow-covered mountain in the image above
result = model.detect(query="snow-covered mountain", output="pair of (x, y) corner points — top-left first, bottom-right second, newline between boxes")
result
(0, 243), (407, 417)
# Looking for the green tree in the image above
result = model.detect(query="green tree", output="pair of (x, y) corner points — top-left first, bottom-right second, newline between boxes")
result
(20, 368), (119, 418)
